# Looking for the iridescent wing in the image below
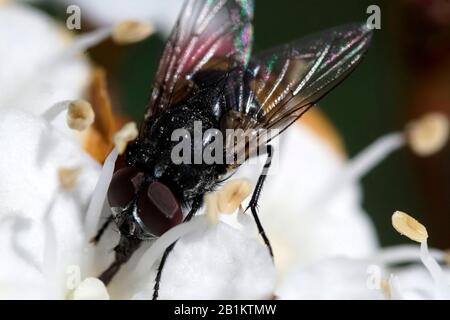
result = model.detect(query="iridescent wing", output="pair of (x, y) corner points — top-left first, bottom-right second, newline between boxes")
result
(222, 23), (373, 161)
(145, 0), (254, 120)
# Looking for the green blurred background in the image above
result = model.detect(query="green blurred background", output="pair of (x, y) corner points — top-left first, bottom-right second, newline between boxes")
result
(35, 0), (450, 248)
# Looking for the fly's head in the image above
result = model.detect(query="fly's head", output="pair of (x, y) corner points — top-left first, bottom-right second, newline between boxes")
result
(107, 166), (183, 240)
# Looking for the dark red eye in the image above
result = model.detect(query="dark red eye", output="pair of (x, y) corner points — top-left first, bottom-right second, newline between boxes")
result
(137, 182), (182, 236)
(107, 167), (142, 208)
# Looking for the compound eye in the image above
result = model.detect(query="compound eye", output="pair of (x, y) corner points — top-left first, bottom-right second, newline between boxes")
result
(107, 167), (142, 208)
(137, 181), (182, 236)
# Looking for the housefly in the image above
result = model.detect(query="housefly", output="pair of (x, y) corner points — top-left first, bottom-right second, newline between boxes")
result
(93, 0), (373, 299)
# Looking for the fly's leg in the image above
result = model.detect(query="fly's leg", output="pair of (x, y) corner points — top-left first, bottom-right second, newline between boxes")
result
(152, 197), (203, 300)
(90, 215), (113, 245)
(151, 243), (175, 300)
(245, 144), (274, 257)
(98, 234), (141, 285)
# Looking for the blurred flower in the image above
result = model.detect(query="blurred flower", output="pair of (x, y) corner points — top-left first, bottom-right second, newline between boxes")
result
(0, 1), (90, 136)
(277, 211), (450, 300)
(58, 0), (183, 35)
(0, 1), (154, 159)
(276, 251), (450, 300)
(277, 257), (386, 300)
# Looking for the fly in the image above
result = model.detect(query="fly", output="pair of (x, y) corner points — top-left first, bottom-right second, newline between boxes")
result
(92, 0), (373, 299)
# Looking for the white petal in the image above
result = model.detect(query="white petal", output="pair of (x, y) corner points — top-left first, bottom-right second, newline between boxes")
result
(118, 222), (276, 300)
(0, 217), (50, 299)
(72, 278), (110, 300)
(276, 257), (385, 300)
(0, 110), (100, 298)
(391, 265), (450, 299)
(0, 3), (90, 136)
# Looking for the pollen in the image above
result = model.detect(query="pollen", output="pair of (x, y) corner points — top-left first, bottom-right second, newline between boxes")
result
(66, 100), (95, 131)
(113, 122), (138, 154)
(58, 167), (81, 191)
(218, 179), (252, 214)
(406, 112), (449, 156)
(392, 211), (428, 243)
(112, 20), (154, 45)
(203, 179), (252, 224)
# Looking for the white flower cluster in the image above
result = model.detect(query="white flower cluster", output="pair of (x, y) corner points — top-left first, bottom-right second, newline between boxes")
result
(0, 1), (449, 300)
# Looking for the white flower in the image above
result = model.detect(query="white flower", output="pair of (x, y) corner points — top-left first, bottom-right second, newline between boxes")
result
(392, 265), (450, 299)
(0, 109), (275, 300)
(277, 213), (450, 300)
(0, 1), (90, 136)
(0, 107), (377, 299)
(276, 248), (450, 300)
(129, 221), (275, 300)
(276, 257), (386, 300)
(0, 109), (100, 299)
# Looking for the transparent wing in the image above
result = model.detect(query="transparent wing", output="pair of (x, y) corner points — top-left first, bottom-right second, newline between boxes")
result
(145, 0), (254, 119)
(223, 23), (373, 161)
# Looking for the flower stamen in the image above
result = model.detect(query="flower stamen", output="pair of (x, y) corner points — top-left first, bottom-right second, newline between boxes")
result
(204, 179), (252, 225)
(52, 19), (152, 62)
(113, 122), (138, 154)
(112, 20), (155, 45)
(406, 112), (449, 156)
(57, 20), (154, 61)
(392, 210), (450, 298)
(58, 167), (81, 191)
(217, 179), (252, 214)
(301, 133), (404, 211)
(300, 114), (450, 214)
(392, 211), (428, 243)
(420, 241), (450, 298)
(8, 20), (154, 107)
(66, 100), (95, 131)
(41, 99), (95, 132)
(366, 244), (447, 265)
(41, 100), (71, 122)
